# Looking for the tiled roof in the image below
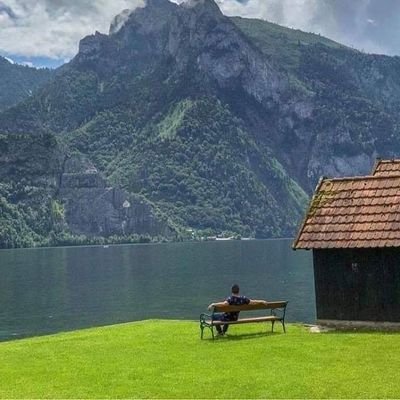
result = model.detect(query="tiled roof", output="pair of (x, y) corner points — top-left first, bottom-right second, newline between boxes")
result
(293, 160), (400, 249)
(373, 159), (400, 177)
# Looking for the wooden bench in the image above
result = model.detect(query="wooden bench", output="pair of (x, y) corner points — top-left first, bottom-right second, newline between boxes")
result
(200, 301), (288, 339)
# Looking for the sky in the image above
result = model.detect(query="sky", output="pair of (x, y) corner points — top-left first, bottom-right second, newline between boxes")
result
(0, 0), (399, 68)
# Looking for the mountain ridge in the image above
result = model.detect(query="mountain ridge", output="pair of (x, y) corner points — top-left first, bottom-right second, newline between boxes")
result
(1, 0), (400, 247)
(0, 56), (53, 112)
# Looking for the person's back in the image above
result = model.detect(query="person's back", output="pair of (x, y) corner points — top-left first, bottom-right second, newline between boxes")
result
(208, 284), (267, 335)
(225, 291), (250, 321)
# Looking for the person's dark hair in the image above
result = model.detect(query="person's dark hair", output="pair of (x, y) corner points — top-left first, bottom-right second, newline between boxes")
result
(231, 284), (240, 294)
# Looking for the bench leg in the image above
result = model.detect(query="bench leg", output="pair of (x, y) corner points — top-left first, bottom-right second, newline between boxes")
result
(271, 320), (275, 333)
(200, 325), (216, 340)
(282, 320), (286, 333)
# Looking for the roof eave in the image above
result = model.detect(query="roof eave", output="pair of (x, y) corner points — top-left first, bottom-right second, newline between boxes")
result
(292, 176), (326, 250)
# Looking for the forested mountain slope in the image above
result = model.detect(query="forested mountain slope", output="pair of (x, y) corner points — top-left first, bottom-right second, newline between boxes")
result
(1, 0), (400, 248)
(0, 56), (53, 111)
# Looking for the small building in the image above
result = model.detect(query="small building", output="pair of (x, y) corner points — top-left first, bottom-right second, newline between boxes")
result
(293, 159), (400, 328)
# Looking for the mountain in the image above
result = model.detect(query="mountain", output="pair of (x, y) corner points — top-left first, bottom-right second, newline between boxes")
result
(232, 17), (400, 187)
(0, 56), (53, 112)
(1, 0), (400, 248)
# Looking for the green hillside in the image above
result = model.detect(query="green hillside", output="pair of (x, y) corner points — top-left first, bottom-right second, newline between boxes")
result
(0, 56), (53, 111)
(232, 16), (347, 71)
(1, 0), (400, 248)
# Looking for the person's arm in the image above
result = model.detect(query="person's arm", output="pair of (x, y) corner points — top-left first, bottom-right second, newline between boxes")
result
(249, 299), (268, 306)
(208, 300), (228, 310)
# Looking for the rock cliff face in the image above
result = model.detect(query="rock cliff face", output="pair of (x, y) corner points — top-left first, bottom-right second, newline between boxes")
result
(89, 0), (399, 190)
(1, 0), (400, 247)
(75, 0), (287, 107)
(111, 0), (286, 101)
(58, 155), (172, 237)
(0, 133), (174, 247)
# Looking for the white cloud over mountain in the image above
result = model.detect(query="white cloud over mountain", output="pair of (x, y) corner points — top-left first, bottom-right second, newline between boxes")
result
(0, 0), (398, 61)
(216, 0), (400, 56)
(0, 0), (144, 59)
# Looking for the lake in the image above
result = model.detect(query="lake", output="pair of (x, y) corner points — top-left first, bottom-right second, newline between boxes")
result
(0, 239), (314, 341)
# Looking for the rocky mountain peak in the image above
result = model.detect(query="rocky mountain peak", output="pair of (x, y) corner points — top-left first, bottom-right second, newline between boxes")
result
(109, 9), (132, 35)
(75, 0), (285, 111)
(109, 0), (177, 35)
(146, 0), (176, 8)
(109, 0), (223, 37)
(78, 31), (109, 56)
(181, 0), (223, 14)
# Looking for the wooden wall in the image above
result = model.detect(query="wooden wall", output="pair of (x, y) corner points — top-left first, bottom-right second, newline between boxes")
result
(313, 248), (400, 322)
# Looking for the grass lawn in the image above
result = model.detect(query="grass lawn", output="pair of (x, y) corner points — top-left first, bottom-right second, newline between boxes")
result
(0, 320), (399, 398)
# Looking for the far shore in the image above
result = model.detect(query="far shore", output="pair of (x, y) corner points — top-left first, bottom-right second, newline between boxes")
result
(0, 236), (296, 252)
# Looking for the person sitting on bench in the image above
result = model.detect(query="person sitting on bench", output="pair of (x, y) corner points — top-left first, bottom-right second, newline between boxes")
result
(208, 284), (268, 336)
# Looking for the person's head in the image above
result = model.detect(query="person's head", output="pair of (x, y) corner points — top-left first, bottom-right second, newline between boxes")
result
(231, 284), (240, 295)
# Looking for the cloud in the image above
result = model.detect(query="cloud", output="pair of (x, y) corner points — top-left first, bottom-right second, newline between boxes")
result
(0, 2), (17, 19)
(20, 60), (33, 67)
(0, 0), (398, 60)
(216, 0), (400, 56)
(0, 0), (146, 59)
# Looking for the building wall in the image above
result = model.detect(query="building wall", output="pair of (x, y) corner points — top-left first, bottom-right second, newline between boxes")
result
(313, 248), (400, 322)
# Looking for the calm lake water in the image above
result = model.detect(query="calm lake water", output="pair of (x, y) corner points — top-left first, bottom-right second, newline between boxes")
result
(0, 239), (314, 341)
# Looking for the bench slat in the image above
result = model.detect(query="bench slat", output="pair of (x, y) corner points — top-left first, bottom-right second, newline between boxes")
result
(213, 301), (287, 313)
(206, 316), (282, 325)
(200, 300), (288, 339)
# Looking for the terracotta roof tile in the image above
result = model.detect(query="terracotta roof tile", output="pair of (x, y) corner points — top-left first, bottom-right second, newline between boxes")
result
(293, 160), (400, 249)
(373, 160), (400, 177)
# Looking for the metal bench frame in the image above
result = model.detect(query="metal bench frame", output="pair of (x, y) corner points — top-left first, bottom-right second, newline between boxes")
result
(199, 301), (288, 339)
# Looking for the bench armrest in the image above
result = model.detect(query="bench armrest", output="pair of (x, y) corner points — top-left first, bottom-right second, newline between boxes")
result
(200, 313), (212, 324)
(270, 303), (288, 319)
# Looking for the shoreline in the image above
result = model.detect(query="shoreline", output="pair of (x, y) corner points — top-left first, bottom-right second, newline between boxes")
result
(0, 237), (296, 252)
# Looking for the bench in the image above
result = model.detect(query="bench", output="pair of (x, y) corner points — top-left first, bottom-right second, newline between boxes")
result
(199, 301), (288, 339)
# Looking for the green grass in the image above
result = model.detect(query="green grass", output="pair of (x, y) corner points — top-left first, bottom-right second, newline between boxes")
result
(1, 320), (400, 398)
